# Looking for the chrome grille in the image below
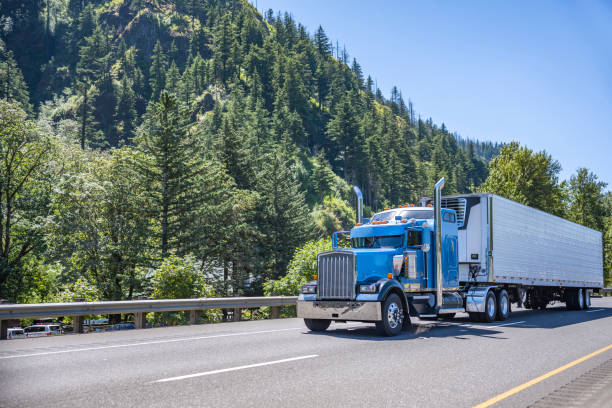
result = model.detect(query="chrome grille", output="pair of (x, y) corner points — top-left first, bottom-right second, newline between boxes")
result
(317, 251), (356, 299)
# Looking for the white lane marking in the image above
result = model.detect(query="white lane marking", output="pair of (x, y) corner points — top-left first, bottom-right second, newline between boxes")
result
(490, 320), (526, 328)
(586, 308), (605, 313)
(153, 355), (319, 383)
(0, 328), (303, 360)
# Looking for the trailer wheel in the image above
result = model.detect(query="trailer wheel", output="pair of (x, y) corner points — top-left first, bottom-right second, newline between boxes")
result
(583, 290), (591, 309)
(481, 291), (497, 323)
(304, 319), (331, 332)
(496, 290), (510, 321)
(376, 294), (404, 336)
(577, 288), (585, 310)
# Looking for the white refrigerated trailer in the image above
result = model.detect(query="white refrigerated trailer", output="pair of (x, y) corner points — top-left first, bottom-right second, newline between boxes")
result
(440, 193), (603, 311)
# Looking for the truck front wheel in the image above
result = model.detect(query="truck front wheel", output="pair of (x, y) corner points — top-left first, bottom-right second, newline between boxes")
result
(304, 319), (331, 332)
(376, 293), (404, 336)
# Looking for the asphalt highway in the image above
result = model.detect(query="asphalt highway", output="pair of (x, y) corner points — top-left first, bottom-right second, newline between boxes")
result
(1, 297), (612, 408)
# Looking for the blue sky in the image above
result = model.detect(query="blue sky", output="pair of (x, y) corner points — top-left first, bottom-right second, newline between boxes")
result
(251, 0), (612, 188)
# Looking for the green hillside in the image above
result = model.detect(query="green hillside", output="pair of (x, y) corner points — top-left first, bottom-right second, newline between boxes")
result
(10, 0), (608, 307)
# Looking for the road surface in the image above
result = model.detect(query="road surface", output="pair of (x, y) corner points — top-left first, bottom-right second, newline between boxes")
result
(1, 298), (612, 408)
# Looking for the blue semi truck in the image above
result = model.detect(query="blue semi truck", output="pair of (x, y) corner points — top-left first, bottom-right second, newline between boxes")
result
(297, 178), (604, 336)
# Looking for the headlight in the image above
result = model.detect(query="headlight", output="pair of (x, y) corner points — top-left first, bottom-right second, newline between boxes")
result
(301, 285), (317, 294)
(359, 283), (378, 294)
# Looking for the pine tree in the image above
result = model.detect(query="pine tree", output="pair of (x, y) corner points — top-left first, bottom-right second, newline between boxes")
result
(311, 151), (336, 201)
(76, 80), (102, 149)
(0, 41), (31, 113)
(136, 92), (221, 258)
(351, 58), (364, 89)
(326, 94), (362, 183)
(257, 148), (311, 279)
(164, 60), (181, 95)
(149, 40), (167, 101)
(114, 76), (137, 146)
(217, 117), (252, 190)
(314, 25), (331, 55)
(213, 14), (237, 85)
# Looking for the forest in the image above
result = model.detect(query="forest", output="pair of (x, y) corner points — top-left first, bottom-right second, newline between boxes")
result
(0, 0), (610, 312)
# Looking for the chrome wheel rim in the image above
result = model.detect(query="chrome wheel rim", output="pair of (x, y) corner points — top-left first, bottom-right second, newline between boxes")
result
(487, 296), (496, 318)
(585, 290), (591, 307)
(501, 295), (509, 316)
(387, 302), (402, 329)
(578, 289), (584, 308)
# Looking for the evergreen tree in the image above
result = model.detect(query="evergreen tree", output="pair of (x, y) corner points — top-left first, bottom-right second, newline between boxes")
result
(212, 14), (237, 84)
(313, 25), (331, 55)
(164, 60), (181, 95)
(0, 40), (31, 112)
(351, 58), (364, 89)
(114, 76), (137, 146)
(257, 148), (311, 279)
(136, 92), (219, 258)
(326, 94), (362, 183)
(149, 40), (167, 101)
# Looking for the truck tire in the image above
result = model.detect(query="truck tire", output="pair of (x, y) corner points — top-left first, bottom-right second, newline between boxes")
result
(496, 290), (510, 321)
(481, 290), (497, 323)
(577, 288), (585, 310)
(583, 290), (591, 309)
(376, 293), (404, 336)
(304, 318), (331, 332)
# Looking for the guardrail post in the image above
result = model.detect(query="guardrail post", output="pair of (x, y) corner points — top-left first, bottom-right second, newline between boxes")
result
(0, 319), (8, 340)
(0, 299), (7, 340)
(189, 310), (199, 325)
(233, 308), (241, 322)
(271, 306), (280, 319)
(73, 315), (84, 333)
(134, 312), (146, 329)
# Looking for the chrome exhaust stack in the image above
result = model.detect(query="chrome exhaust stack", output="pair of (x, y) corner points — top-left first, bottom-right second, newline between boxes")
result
(353, 186), (363, 224)
(434, 178), (445, 309)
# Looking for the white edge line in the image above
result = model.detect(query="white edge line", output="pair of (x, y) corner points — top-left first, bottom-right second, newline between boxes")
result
(152, 355), (319, 383)
(0, 328), (303, 360)
(586, 308), (605, 313)
(490, 320), (526, 328)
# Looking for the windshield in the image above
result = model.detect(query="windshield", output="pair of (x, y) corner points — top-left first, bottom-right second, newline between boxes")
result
(398, 210), (433, 219)
(370, 209), (433, 223)
(352, 235), (404, 249)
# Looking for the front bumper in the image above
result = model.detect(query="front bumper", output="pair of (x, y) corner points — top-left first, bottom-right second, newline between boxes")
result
(297, 300), (381, 322)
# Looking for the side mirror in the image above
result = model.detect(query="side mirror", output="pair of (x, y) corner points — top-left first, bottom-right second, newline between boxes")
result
(422, 243), (430, 253)
(395, 216), (402, 221)
(363, 218), (370, 224)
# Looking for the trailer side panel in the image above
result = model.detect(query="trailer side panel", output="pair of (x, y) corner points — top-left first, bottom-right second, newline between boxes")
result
(491, 195), (603, 288)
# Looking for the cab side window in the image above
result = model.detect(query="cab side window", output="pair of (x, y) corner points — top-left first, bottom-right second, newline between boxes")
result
(406, 230), (422, 246)
(443, 212), (456, 223)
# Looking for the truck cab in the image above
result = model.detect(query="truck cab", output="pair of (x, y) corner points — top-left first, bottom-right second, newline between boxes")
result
(297, 179), (462, 336)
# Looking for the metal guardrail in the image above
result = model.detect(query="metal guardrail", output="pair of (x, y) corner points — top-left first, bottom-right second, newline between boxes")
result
(0, 296), (298, 340)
